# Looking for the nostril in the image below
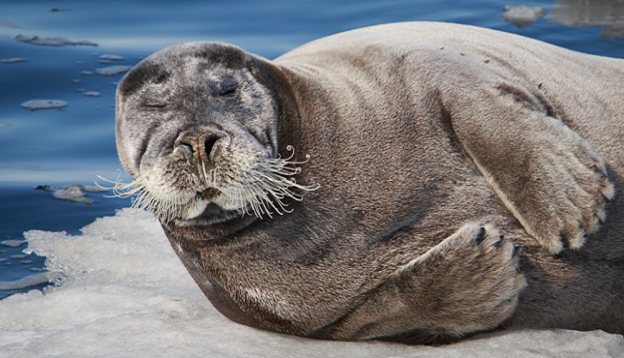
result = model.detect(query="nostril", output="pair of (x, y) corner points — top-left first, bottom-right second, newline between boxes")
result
(174, 143), (194, 162)
(204, 135), (220, 158)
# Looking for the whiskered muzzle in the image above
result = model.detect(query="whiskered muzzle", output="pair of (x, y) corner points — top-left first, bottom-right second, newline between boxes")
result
(99, 145), (319, 223)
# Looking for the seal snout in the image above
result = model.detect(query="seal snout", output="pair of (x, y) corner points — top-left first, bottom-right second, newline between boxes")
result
(174, 130), (226, 165)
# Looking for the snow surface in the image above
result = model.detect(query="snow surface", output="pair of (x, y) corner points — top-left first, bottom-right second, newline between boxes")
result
(1, 210), (623, 358)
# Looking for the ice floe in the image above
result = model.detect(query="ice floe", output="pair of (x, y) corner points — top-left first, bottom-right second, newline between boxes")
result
(84, 91), (101, 97)
(1, 240), (25, 248)
(502, 5), (547, 29)
(100, 54), (124, 61)
(96, 65), (132, 76)
(16, 35), (97, 47)
(1, 58), (27, 64)
(0, 273), (48, 291)
(20, 100), (67, 111)
(35, 184), (107, 205)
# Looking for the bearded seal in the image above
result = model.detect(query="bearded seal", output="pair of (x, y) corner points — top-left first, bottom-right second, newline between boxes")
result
(114, 22), (624, 343)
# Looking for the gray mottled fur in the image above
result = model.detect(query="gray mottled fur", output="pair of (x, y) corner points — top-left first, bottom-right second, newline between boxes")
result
(115, 22), (624, 343)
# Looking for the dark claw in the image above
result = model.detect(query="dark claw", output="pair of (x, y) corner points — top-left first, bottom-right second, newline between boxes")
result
(494, 234), (504, 248)
(560, 234), (570, 249)
(475, 227), (486, 244)
(593, 165), (608, 179)
(600, 193), (611, 204)
(516, 265), (524, 273)
(512, 245), (519, 258)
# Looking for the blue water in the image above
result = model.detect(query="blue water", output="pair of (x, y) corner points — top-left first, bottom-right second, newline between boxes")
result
(1, 0), (623, 299)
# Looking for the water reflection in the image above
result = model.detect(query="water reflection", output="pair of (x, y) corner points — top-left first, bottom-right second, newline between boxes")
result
(550, 0), (624, 39)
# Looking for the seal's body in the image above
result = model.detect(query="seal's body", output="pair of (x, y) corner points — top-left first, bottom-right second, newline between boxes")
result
(115, 22), (624, 343)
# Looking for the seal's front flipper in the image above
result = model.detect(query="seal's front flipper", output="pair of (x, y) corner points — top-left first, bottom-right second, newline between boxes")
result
(318, 223), (526, 341)
(446, 80), (614, 254)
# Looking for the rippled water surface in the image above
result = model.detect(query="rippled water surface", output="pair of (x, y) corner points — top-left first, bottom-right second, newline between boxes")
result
(0, 0), (623, 298)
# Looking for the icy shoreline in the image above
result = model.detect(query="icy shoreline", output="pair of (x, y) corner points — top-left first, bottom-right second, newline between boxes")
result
(1, 210), (622, 358)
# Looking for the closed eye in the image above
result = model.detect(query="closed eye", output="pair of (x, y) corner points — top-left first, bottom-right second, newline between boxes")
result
(220, 86), (237, 96)
(218, 77), (239, 96)
(141, 100), (167, 108)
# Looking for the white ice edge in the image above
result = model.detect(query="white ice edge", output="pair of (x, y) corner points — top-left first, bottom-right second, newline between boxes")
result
(1, 209), (623, 358)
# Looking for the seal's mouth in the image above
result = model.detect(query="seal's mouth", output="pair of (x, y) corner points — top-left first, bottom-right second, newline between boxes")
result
(204, 187), (220, 199)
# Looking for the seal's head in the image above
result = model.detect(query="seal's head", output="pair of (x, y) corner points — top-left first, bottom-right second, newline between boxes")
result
(115, 42), (316, 227)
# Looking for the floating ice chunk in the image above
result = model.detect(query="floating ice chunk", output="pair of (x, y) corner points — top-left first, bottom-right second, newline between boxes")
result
(11, 255), (27, 260)
(20, 99), (67, 111)
(0, 273), (48, 291)
(1, 240), (24, 248)
(502, 5), (547, 29)
(100, 54), (124, 61)
(81, 71), (93, 76)
(84, 91), (101, 97)
(16, 35), (64, 46)
(35, 184), (107, 204)
(96, 65), (132, 76)
(52, 184), (93, 205)
(34, 185), (55, 192)
(1, 58), (27, 64)
(16, 34), (97, 47)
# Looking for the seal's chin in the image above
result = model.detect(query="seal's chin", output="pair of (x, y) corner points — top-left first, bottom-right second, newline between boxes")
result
(174, 200), (248, 228)
(179, 197), (210, 220)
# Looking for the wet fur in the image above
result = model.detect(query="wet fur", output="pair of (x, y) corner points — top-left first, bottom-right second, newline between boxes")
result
(115, 22), (624, 342)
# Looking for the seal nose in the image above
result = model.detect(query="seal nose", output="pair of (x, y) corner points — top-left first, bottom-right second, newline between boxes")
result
(175, 131), (224, 163)
(203, 135), (220, 161)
